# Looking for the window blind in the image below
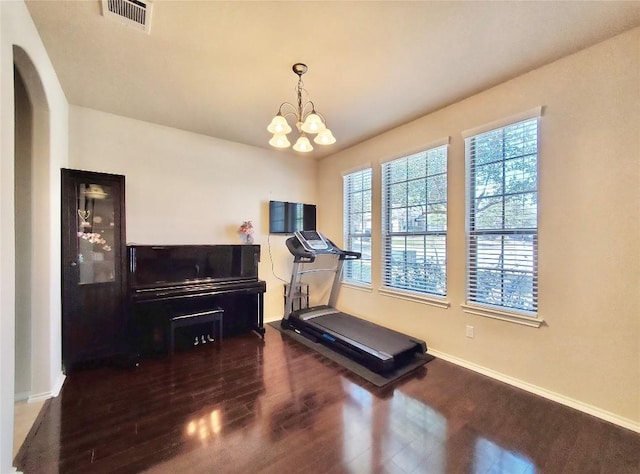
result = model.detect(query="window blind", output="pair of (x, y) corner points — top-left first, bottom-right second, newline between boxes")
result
(343, 168), (372, 284)
(381, 145), (448, 297)
(466, 117), (539, 313)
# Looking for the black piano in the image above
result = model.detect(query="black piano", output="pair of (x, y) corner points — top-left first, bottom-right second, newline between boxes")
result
(128, 244), (266, 355)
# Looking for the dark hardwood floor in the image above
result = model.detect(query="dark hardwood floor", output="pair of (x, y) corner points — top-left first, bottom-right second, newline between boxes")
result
(15, 325), (639, 473)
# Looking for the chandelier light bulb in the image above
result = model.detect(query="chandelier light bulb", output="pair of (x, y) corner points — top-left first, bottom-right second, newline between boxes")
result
(269, 133), (291, 148)
(267, 115), (292, 135)
(293, 135), (313, 152)
(314, 128), (336, 145)
(301, 113), (326, 134)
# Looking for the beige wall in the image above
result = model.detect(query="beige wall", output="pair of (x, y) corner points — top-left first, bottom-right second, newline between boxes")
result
(68, 106), (317, 320)
(317, 28), (640, 427)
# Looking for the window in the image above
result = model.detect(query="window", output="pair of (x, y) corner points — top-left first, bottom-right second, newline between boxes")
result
(465, 115), (539, 316)
(343, 168), (372, 285)
(381, 144), (448, 298)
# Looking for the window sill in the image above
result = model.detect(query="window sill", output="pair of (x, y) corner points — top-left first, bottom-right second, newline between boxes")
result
(460, 303), (544, 328)
(379, 287), (450, 309)
(342, 281), (373, 293)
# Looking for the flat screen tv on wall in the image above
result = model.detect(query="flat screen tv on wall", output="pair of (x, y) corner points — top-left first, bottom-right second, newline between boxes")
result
(269, 200), (316, 234)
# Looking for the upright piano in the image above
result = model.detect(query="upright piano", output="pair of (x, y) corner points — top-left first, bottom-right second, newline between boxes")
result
(128, 244), (266, 354)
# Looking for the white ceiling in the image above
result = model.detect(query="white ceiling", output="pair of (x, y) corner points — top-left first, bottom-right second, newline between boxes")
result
(25, 0), (640, 159)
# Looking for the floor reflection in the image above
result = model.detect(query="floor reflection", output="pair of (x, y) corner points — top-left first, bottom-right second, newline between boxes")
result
(185, 407), (222, 444)
(341, 378), (374, 470)
(473, 437), (536, 474)
(268, 391), (320, 439)
(387, 389), (447, 473)
(340, 378), (447, 473)
(339, 378), (538, 473)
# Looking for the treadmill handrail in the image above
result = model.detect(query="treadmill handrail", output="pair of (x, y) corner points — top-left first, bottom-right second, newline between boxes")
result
(286, 236), (316, 263)
(340, 249), (361, 261)
(323, 236), (362, 261)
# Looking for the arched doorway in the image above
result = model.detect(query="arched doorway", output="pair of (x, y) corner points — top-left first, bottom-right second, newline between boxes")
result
(12, 44), (54, 456)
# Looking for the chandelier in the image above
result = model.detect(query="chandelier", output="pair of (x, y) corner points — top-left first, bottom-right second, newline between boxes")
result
(267, 63), (336, 153)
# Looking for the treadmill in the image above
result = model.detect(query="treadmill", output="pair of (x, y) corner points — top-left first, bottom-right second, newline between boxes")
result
(281, 230), (428, 374)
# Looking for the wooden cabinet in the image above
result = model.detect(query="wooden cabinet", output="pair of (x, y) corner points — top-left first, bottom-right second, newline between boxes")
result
(61, 169), (127, 371)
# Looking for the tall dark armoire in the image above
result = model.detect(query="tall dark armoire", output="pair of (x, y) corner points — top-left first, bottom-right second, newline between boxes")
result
(61, 168), (127, 371)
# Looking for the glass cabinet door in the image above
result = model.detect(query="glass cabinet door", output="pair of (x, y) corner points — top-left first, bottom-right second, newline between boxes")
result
(76, 182), (116, 284)
(62, 168), (127, 372)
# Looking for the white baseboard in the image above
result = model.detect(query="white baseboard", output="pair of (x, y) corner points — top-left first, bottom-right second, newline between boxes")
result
(428, 348), (640, 434)
(27, 372), (66, 403)
(51, 372), (66, 397)
(26, 392), (51, 404)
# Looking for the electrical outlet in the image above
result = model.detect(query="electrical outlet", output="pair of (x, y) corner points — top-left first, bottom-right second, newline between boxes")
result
(466, 325), (474, 338)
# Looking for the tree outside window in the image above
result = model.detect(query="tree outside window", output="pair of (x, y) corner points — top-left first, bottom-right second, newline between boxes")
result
(382, 145), (448, 297)
(466, 117), (539, 313)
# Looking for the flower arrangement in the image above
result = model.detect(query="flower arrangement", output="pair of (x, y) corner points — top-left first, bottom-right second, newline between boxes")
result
(77, 232), (112, 252)
(238, 220), (254, 244)
(239, 220), (254, 235)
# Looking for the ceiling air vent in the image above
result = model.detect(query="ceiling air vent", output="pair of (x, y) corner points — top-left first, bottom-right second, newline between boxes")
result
(102, 0), (153, 34)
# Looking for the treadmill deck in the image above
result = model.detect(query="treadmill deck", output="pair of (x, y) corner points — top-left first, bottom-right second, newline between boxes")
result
(293, 306), (423, 356)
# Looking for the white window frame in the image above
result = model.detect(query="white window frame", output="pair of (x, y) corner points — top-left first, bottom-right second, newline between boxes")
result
(380, 140), (450, 308)
(462, 107), (543, 327)
(343, 167), (372, 286)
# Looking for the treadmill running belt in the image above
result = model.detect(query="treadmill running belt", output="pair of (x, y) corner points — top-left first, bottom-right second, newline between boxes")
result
(311, 312), (419, 355)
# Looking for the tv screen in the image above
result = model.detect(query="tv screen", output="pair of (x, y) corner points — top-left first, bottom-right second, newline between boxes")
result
(269, 201), (316, 234)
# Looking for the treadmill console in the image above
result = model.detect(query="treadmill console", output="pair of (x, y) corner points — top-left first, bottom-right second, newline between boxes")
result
(286, 230), (360, 262)
(294, 230), (330, 252)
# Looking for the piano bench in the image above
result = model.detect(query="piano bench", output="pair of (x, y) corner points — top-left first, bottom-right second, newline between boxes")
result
(169, 308), (224, 356)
